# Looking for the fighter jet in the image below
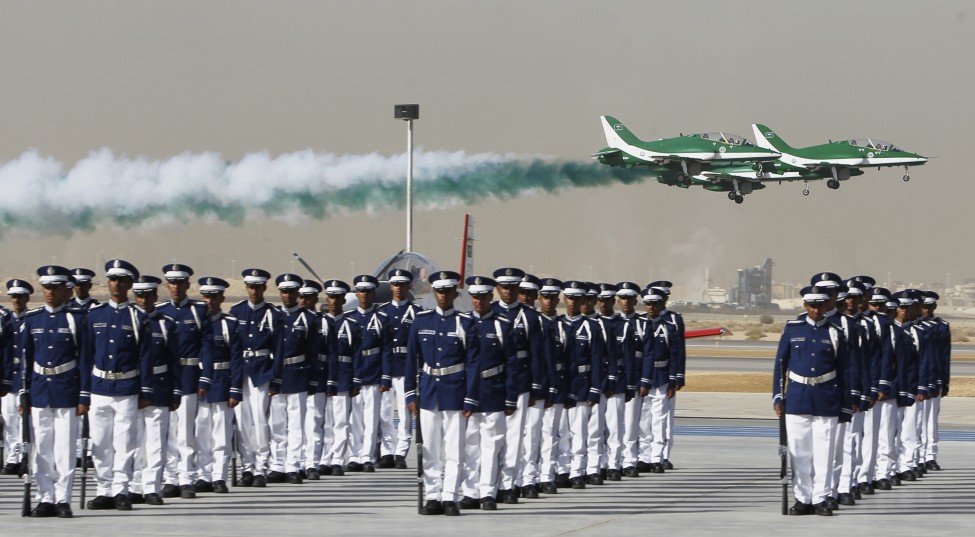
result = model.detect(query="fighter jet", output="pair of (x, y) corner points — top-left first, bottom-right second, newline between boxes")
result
(592, 115), (782, 202)
(751, 123), (928, 194)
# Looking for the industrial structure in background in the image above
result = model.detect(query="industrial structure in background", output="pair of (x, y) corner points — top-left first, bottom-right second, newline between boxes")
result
(731, 258), (774, 309)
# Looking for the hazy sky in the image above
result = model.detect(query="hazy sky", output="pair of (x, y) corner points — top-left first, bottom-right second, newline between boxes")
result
(1, 1), (972, 300)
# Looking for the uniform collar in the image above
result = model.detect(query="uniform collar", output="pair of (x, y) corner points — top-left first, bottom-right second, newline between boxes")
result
(823, 307), (838, 318)
(564, 313), (583, 322)
(496, 299), (520, 311)
(436, 307), (455, 317)
(281, 304), (300, 314)
(210, 311), (224, 322)
(473, 310), (494, 320)
(171, 297), (191, 308)
(248, 300), (266, 311)
(357, 304), (376, 314)
(658, 307), (670, 316)
(44, 304), (66, 314)
(390, 299), (411, 307)
(805, 316), (827, 327)
(74, 297), (92, 306)
(108, 299), (130, 309)
(133, 305), (158, 318)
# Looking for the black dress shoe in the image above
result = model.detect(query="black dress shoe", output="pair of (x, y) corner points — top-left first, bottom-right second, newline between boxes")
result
(622, 466), (639, 478)
(586, 473), (604, 485)
(598, 468), (608, 480)
(331, 465), (345, 476)
(540, 482), (558, 494)
(858, 482), (875, 495)
(180, 484), (197, 498)
(824, 497), (839, 511)
(443, 501), (460, 516)
(238, 472), (254, 487)
(161, 484), (180, 498)
(363, 462), (375, 473)
(194, 479), (214, 493)
(663, 459), (674, 470)
(305, 468), (321, 480)
(480, 496), (497, 510)
(837, 493), (855, 506)
(30, 502), (57, 518)
(500, 489), (519, 504)
(128, 492), (145, 504)
(814, 502), (833, 516)
(788, 501), (812, 516)
(3, 462), (21, 475)
(213, 480), (229, 493)
(394, 455), (408, 469)
(899, 471), (916, 482)
(421, 500), (443, 515)
(607, 469), (622, 481)
(554, 473), (571, 488)
(145, 493), (164, 505)
(651, 463), (665, 474)
(522, 484), (539, 498)
(914, 465), (926, 476)
(570, 476), (586, 489)
(55, 502), (73, 518)
(114, 493), (132, 511)
(891, 475), (903, 486)
(377, 454), (395, 469)
(318, 464), (333, 475)
(851, 487), (862, 500)
(926, 460), (941, 471)
(267, 471), (286, 483)
(875, 479), (892, 490)
(286, 472), (303, 484)
(88, 495), (116, 510)
(346, 462), (364, 472)
(636, 461), (652, 473)
(253, 475), (267, 487)
(458, 496), (480, 509)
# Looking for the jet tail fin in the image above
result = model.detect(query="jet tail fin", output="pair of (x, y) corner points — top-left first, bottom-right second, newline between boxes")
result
(601, 116), (642, 147)
(752, 124), (797, 153)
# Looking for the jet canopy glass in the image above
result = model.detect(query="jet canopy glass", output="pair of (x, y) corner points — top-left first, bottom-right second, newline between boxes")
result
(848, 138), (903, 151)
(371, 251), (442, 296)
(696, 132), (754, 146)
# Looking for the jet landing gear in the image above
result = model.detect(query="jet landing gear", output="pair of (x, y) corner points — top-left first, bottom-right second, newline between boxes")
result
(728, 179), (744, 204)
(802, 181), (810, 196)
(827, 179), (840, 189)
(903, 166), (911, 182)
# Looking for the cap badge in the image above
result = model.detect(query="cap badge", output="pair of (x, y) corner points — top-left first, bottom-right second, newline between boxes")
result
(207, 278), (213, 286)
(251, 269), (258, 277)
(439, 272), (447, 281)
(12, 280), (19, 286)
(505, 268), (513, 276)
(284, 274), (291, 282)
(173, 264), (180, 272)
(820, 273), (828, 281)
(47, 266), (55, 276)
(475, 277), (482, 285)
(113, 259), (121, 269)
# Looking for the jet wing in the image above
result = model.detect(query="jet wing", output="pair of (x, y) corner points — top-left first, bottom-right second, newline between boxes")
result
(590, 148), (622, 158)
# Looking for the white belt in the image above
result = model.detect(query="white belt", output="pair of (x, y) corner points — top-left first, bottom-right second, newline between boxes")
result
(93, 366), (139, 381)
(481, 364), (505, 379)
(554, 363), (564, 371)
(361, 348), (380, 357)
(283, 355), (306, 365)
(423, 363), (465, 377)
(516, 351), (529, 359)
(789, 370), (837, 386)
(635, 352), (643, 358)
(654, 360), (669, 368)
(243, 349), (271, 358)
(577, 365), (591, 373)
(393, 346), (408, 354)
(180, 357), (200, 366)
(337, 355), (352, 363)
(212, 362), (231, 370)
(318, 354), (328, 363)
(13, 357), (20, 364)
(152, 365), (168, 375)
(33, 359), (77, 376)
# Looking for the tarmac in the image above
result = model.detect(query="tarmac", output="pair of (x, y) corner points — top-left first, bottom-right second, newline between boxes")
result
(1, 392), (972, 537)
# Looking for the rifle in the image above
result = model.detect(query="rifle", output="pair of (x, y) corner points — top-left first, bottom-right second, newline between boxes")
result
(415, 367), (424, 514)
(231, 417), (238, 486)
(80, 413), (90, 509)
(778, 360), (789, 515)
(21, 395), (31, 517)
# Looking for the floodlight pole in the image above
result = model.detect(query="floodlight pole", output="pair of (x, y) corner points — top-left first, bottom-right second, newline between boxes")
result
(395, 104), (420, 253)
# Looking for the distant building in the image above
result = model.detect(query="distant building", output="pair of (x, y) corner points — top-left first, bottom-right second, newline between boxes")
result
(731, 258), (773, 308)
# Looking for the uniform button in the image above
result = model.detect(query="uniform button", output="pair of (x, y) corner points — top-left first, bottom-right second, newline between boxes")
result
(110, 339), (115, 343)
(112, 325), (116, 328)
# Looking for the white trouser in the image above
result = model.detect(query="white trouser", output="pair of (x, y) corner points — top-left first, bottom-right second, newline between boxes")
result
(90, 393), (138, 496)
(420, 407), (466, 502)
(31, 407), (78, 505)
(663, 389), (676, 460)
(874, 399), (898, 479)
(303, 392), (325, 470)
(1, 393), (21, 464)
(585, 395), (606, 474)
(920, 396), (939, 462)
(647, 384), (670, 464)
(499, 391), (529, 489)
(857, 404), (881, 484)
(461, 411), (506, 499)
(269, 392), (306, 473)
(835, 412), (863, 494)
(539, 403), (564, 483)
(604, 393), (625, 471)
(520, 399), (545, 486)
(896, 403), (921, 472)
(350, 384), (381, 464)
(567, 403), (591, 479)
(786, 413), (838, 505)
(556, 407), (571, 475)
(198, 401), (233, 482)
(165, 393), (198, 486)
(380, 376), (412, 457)
(320, 396), (335, 466)
(235, 378), (270, 476)
(622, 395), (644, 468)
(638, 390), (653, 463)
(327, 393), (351, 466)
(134, 406), (168, 495)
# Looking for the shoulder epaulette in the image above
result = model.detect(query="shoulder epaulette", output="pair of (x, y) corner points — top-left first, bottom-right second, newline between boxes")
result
(786, 319), (804, 325)
(89, 302), (109, 310)
(23, 307), (45, 319)
(416, 310), (435, 316)
(154, 301), (168, 307)
(224, 314), (239, 322)
(458, 312), (472, 318)
(496, 316), (512, 325)
(232, 299), (247, 307)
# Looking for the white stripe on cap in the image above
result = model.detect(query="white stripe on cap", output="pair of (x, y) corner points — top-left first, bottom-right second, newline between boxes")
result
(495, 276), (521, 285)
(563, 288), (586, 297)
(326, 286), (347, 295)
(37, 276), (69, 286)
(165, 271), (191, 280)
(7, 286), (32, 294)
(803, 292), (829, 302)
(278, 281), (300, 290)
(299, 286), (319, 295)
(467, 284), (493, 295)
(870, 294), (889, 302)
(643, 292), (665, 302)
(540, 285), (561, 294)
(846, 287), (864, 296)
(132, 282), (159, 292)
(243, 275), (268, 284)
(519, 282), (540, 291)
(431, 277), (459, 289)
(106, 267), (135, 278)
(354, 282), (377, 290)
(923, 297), (936, 305)
(616, 289), (638, 297)
(388, 275), (411, 284)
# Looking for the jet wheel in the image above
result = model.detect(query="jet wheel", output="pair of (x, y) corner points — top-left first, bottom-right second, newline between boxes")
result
(728, 191), (737, 200)
(734, 195), (744, 204)
(827, 179), (840, 189)
(903, 174), (910, 182)
(802, 188), (810, 196)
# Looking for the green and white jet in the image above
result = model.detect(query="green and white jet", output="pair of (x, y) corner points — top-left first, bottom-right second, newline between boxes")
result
(592, 116), (782, 203)
(751, 123), (928, 194)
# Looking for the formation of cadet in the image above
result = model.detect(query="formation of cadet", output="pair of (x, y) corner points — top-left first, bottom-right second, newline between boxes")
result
(0, 261), (694, 518)
(773, 273), (950, 517)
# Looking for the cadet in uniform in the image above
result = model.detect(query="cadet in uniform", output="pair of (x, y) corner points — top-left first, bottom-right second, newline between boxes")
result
(517, 273), (548, 498)
(378, 269), (421, 469)
(2, 279), (32, 475)
(651, 281), (685, 470)
(638, 286), (675, 474)
(535, 278), (567, 494)
(862, 286), (896, 491)
(406, 271), (476, 516)
(197, 276), (242, 493)
(919, 290), (948, 471)
(322, 280), (360, 475)
(70, 268), (100, 310)
(130, 275), (179, 506)
(348, 274), (387, 472)
(19, 266), (85, 518)
(890, 290), (924, 483)
(459, 276), (517, 511)
(297, 280), (327, 480)
(773, 284), (851, 516)
(596, 283), (626, 481)
(156, 264), (210, 498)
(228, 268), (278, 488)
(84, 259), (149, 511)
(614, 282), (644, 478)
